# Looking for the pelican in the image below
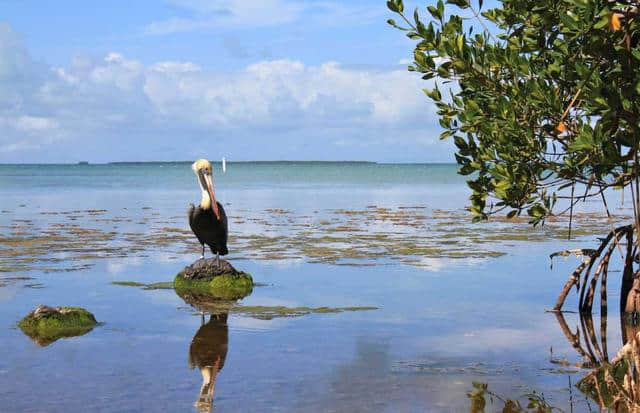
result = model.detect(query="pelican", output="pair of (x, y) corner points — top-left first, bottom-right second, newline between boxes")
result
(188, 159), (228, 265)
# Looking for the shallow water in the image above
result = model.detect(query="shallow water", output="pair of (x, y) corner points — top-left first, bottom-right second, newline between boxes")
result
(0, 162), (634, 411)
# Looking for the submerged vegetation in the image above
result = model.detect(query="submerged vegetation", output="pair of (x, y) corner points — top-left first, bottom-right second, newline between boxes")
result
(0, 206), (624, 274)
(202, 305), (377, 320)
(467, 382), (558, 412)
(178, 296), (377, 320)
(111, 280), (174, 290)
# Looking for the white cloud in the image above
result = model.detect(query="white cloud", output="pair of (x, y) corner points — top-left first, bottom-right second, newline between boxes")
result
(0, 23), (445, 161)
(151, 61), (202, 74)
(145, 0), (303, 34)
(14, 115), (59, 133)
(141, 59), (431, 129)
(145, 0), (381, 35)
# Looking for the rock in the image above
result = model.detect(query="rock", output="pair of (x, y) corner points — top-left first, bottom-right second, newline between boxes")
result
(174, 258), (253, 301)
(178, 258), (241, 280)
(18, 305), (98, 346)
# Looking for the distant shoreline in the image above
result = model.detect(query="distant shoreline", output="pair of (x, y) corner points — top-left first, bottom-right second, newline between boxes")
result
(0, 161), (457, 166)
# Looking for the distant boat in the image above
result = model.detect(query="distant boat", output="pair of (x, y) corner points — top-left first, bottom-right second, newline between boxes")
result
(77, 161), (89, 165)
(222, 157), (226, 174)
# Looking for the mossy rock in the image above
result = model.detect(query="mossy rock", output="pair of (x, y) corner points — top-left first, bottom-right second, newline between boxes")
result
(175, 258), (253, 300)
(18, 305), (98, 346)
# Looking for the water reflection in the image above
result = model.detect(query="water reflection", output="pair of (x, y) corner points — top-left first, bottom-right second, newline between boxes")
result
(554, 311), (640, 410)
(20, 325), (96, 347)
(176, 279), (251, 412)
(552, 312), (607, 368)
(189, 312), (228, 413)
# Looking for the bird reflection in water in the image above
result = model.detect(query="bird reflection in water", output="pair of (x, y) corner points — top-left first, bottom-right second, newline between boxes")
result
(189, 312), (228, 412)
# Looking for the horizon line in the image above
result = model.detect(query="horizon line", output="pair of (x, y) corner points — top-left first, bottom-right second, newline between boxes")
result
(0, 160), (458, 165)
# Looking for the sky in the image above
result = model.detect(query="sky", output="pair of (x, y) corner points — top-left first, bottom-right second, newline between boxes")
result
(0, 0), (459, 163)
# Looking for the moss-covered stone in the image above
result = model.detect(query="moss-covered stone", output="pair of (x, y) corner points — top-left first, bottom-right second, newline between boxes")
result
(174, 273), (253, 300)
(18, 305), (98, 346)
(175, 259), (253, 300)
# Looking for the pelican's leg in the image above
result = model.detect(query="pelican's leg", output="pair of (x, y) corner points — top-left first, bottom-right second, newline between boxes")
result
(216, 252), (220, 267)
(200, 244), (205, 260)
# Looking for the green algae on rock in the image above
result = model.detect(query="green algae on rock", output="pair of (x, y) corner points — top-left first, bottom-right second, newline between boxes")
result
(174, 258), (253, 300)
(18, 305), (98, 346)
(175, 274), (253, 300)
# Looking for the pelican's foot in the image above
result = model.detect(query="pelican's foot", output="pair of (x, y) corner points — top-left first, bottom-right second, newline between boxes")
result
(199, 255), (205, 260)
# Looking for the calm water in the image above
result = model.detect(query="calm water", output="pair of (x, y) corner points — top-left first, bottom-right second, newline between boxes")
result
(0, 162), (628, 412)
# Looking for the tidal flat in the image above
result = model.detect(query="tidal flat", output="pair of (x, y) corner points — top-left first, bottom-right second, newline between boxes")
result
(0, 162), (634, 411)
(0, 205), (627, 273)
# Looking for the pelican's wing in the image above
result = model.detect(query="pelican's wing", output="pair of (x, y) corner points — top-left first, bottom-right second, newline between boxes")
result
(217, 202), (228, 245)
(187, 203), (202, 244)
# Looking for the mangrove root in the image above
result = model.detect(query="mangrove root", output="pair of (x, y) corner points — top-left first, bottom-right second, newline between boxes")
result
(552, 224), (638, 314)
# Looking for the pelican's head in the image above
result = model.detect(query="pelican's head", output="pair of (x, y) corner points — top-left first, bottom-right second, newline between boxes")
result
(192, 159), (220, 219)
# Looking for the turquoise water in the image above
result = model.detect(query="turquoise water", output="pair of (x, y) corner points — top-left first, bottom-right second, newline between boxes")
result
(0, 162), (465, 189)
(0, 162), (627, 411)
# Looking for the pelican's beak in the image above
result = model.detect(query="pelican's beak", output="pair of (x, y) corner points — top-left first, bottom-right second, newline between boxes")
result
(203, 172), (221, 220)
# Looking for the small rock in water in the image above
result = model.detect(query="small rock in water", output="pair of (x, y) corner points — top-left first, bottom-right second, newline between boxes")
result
(175, 259), (253, 301)
(19, 305), (98, 347)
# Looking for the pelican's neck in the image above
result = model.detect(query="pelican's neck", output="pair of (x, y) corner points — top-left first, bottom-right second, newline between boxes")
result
(200, 187), (211, 210)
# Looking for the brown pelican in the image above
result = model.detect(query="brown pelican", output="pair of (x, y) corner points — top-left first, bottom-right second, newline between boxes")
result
(188, 159), (228, 264)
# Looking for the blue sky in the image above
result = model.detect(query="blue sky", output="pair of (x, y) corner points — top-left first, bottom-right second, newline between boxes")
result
(0, 0), (458, 163)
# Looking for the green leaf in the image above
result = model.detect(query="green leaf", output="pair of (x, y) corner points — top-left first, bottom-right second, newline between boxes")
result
(454, 136), (468, 151)
(427, 5), (441, 21)
(437, 0), (445, 20)
(456, 35), (464, 53)
(593, 16), (609, 29)
(446, 0), (470, 8)
(423, 87), (442, 101)
(388, 0), (637, 228)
